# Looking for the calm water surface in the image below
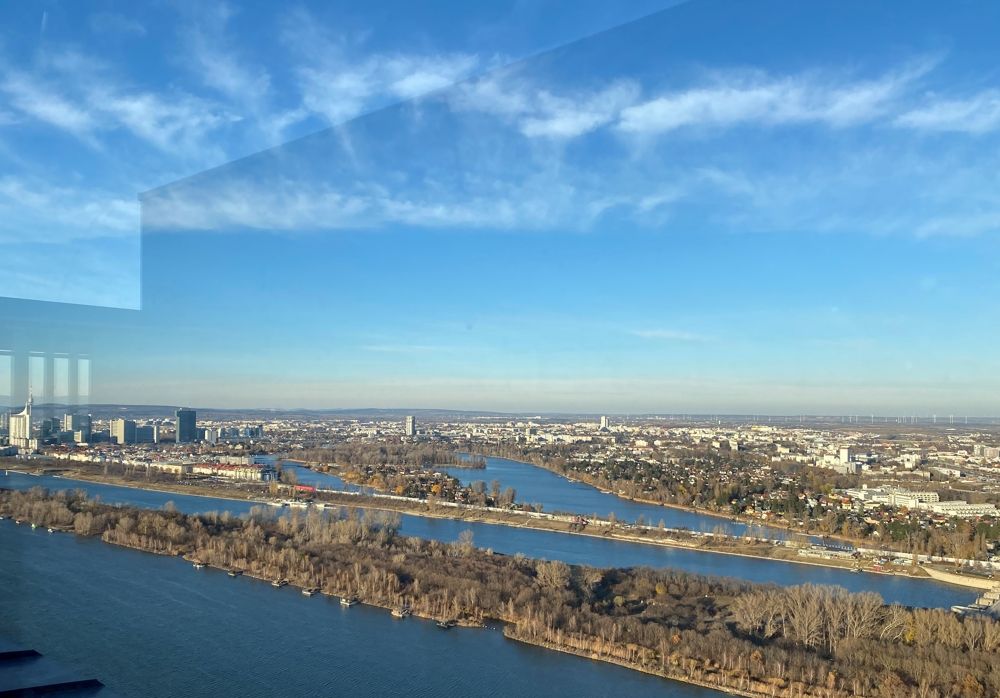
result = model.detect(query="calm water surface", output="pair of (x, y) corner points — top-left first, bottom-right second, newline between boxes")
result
(442, 456), (788, 537)
(0, 519), (722, 697)
(0, 470), (976, 609)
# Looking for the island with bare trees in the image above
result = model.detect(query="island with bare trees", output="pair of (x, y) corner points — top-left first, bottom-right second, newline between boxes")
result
(3, 486), (999, 697)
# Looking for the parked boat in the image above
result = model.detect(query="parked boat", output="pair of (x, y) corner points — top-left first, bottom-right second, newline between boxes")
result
(192, 561), (206, 569)
(302, 587), (320, 597)
(30, 523), (37, 529)
(391, 607), (411, 619)
(227, 569), (243, 577)
(271, 579), (289, 588)
(436, 619), (457, 629)
(340, 596), (359, 607)
(47, 527), (55, 533)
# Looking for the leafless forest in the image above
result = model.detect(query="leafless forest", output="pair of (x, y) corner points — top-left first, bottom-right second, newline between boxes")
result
(3, 487), (998, 697)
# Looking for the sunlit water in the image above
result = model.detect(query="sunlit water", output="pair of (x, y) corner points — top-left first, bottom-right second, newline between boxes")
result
(0, 470), (976, 609)
(0, 519), (722, 698)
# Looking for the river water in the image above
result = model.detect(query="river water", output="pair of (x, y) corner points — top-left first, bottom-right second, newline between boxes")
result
(0, 470), (976, 609)
(441, 456), (790, 537)
(0, 467), (980, 697)
(0, 518), (720, 698)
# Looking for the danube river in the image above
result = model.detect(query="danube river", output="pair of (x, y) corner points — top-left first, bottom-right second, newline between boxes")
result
(0, 464), (980, 697)
(0, 470), (977, 609)
(0, 519), (721, 698)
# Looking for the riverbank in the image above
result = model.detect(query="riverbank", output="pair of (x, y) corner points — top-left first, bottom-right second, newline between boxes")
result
(6, 487), (993, 698)
(503, 632), (761, 698)
(463, 451), (877, 549)
(4, 464), (931, 582)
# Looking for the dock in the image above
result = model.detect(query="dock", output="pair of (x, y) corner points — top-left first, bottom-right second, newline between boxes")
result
(0, 641), (104, 696)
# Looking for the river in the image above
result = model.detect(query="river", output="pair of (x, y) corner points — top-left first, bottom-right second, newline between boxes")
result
(0, 470), (977, 609)
(441, 455), (789, 537)
(0, 518), (721, 698)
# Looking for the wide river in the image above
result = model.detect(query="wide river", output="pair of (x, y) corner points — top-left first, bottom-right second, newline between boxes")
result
(0, 463), (979, 697)
(0, 519), (720, 698)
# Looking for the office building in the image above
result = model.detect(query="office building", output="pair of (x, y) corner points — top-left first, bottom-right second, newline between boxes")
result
(599, 415), (610, 431)
(176, 408), (197, 443)
(111, 418), (137, 445)
(63, 413), (92, 443)
(9, 393), (32, 448)
(404, 415), (416, 437)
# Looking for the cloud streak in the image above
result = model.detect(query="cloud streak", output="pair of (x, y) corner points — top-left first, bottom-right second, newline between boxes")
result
(895, 90), (1000, 133)
(0, 50), (238, 158)
(616, 66), (925, 134)
(0, 176), (137, 243)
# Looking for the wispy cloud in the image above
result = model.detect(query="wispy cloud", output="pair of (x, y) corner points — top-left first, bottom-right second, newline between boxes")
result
(0, 50), (238, 158)
(617, 62), (931, 135)
(0, 176), (137, 243)
(282, 8), (483, 125)
(912, 210), (1000, 237)
(450, 74), (638, 139)
(142, 174), (587, 232)
(630, 329), (711, 342)
(181, 4), (271, 106)
(895, 90), (1000, 133)
(1, 71), (97, 139)
(296, 52), (482, 124)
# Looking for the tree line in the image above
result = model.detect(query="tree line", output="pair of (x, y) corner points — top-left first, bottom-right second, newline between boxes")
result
(3, 486), (1000, 697)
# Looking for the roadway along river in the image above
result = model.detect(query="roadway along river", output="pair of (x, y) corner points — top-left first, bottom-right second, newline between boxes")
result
(0, 519), (722, 698)
(0, 470), (977, 609)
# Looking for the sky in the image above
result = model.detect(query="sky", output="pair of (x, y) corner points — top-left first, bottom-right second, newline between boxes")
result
(3, 0), (1000, 414)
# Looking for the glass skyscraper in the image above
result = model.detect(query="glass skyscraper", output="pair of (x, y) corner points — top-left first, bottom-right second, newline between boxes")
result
(175, 408), (197, 444)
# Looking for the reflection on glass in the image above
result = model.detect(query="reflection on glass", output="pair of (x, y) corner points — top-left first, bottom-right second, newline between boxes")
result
(54, 357), (69, 405)
(78, 357), (91, 406)
(0, 353), (9, 409)
(29, 355), (45, 399)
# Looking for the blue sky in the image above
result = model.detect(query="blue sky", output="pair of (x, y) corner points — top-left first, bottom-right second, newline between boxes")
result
(3, 1), (1000, 414)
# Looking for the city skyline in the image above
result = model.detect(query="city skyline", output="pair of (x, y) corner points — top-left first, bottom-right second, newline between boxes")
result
(4, 0), (1000, 414)
(7, 4), (1000, 697)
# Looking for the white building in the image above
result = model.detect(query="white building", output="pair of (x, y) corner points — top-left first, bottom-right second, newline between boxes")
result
(928, 501), (998, 518)
(8, 393), (32, 448)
